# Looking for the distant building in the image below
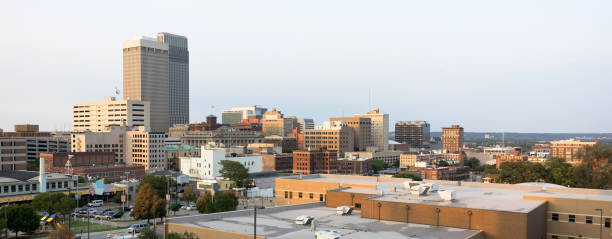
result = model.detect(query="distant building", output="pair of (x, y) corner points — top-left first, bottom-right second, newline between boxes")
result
(125, 126), (167, 171)
(344, 151), (401, 167)
(292, 150), (337, 175)
(41, 152), (145, 182)
(123, 36), (170, 132)
(394, 121), (430, 148)
(550, 138), (597, 165)
(169, 126), (264, 147)
(304, 121), (354, 156)
(355, 109), (389, 151)
(221, 110), (243, 126)
(71, 126), (128, 163)
(261, 153), (293, 173)
(329, 116), (372, 151)
(165, 144), (200, 171)
(180, 147), (262, 180)
(72, 97), (150, 132)
(263, 135), (297, 153)
(261, 109), (294, 137)
(496, 155), (528, 169)
(229, 105), (268, 120)
(2, 125), (69, 170)
(0, 171), (77, 197)
(337, 157), (372, 175)
(295, 118), (314, 132)
(442, 125), (464, 154)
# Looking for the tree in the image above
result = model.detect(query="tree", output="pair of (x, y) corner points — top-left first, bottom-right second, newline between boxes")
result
(32, 192), (75, 221)
(371, 160), (385, 173)
(575, 144), (612, 170)
(499, 162), (546, 184)
(152, 197), (167, 220)
(141, 175), (170, 198)
(544, 157), (574, 187)
(6, 205), (39, 237)
(437, 160), (450, 167)
(392, 173), (422, 181)
(196, 192), (215, 214)
(167, 232), (197, 239)
(48, 226), (74, 239)
(180, 186), (197, 205)
(482, 165), (499, 175)
(214, 191), (238, 212)
(219, 160), (253, 188)
(112, 191), (124, 204)
(77, 176), (85, 183)
(131, 184), (156, 222)
(466, 157), (483, 171)
(138, 228), (160, 239)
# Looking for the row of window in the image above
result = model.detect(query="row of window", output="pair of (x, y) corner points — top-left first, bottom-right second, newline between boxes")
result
(283, 191), (324, 201)
(551, 213), (611, 227)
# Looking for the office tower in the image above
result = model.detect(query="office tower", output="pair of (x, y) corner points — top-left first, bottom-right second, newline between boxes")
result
(304, 121), (355, 156)
(442, 125), (464, 154)
(123, 36), (170, 132)
(296, 118), (315, 132)
(125, 126), (167, 171)
(2, 125), (69, 170)
(157, 32), (189, 126)
(73, 97), (150, 132)
(261, 109), (294, 137)
(329, 116), (372, 151)
(221, 110), (243, 126)
(355, 108), (389, 151)
(394, 121), (430, 148)
(550, 138), (597, 165)
(71, 126), (128, 163)
(230, 106), (268, 119)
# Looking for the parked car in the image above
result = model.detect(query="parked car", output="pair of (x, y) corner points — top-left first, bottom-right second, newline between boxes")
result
(295, 215), (314, 225)
(184, 205), (196, 211)
(315, 230), (341, 239)
(88, 200), (104, 207)
(97, 210), (116, 220)
(127, 223), (147, 233)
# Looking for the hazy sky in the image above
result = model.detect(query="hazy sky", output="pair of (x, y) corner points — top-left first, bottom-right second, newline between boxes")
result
(1, 1), (611, 133)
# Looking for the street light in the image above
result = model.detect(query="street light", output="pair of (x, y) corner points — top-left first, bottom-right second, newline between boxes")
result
(595, 208), (603, 239)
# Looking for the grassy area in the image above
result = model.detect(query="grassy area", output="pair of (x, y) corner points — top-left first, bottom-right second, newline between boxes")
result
(66, 220), (128, 234)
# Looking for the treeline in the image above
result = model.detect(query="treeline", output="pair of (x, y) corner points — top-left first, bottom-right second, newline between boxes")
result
(485, 144), (612, 189)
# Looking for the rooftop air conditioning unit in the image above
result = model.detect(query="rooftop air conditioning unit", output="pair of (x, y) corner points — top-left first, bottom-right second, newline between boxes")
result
(438, 190), (456, 201)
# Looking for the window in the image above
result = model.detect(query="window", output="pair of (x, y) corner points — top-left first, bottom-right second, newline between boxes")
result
(569, 215), (575, 223)
(284, 191), (288, 199)
(319, 194), (324, 201)
(551, 236), (558, 239)
(605, 218), (610, 228)
(355, 203), (361, 209)
(586, 216), (593, 224)
(298, 192), (303, 198)
(309, 193), (314, 199)
(551, 213), (559, 221)
(289, 192), (293, 199)
(32, 184), (37, 191)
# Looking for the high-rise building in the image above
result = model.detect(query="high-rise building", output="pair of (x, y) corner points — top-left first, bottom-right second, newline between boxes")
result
(329, 116), (372, 151)
(72, 97), (150, 132)
(394, 121), (430, 148)
(296, 118), (315, 133)
(292, 150), (338, 175)
(304, 121), (354, 156)
(157, 32), (189, 126)
(221, 110), (243, 126)
(550, 138), (597, 165)
(261, 109), (294, 137)
(355, 109), (389, 151)
(123, 36), (170, 132)
(125, 126), (167, 171)
(442, 125), (464, 154)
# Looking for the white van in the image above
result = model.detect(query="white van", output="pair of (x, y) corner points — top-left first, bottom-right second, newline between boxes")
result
(88, 200), (103, 207)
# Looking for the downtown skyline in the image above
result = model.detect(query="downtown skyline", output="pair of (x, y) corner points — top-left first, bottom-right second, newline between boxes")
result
(1, 0), (611, 133)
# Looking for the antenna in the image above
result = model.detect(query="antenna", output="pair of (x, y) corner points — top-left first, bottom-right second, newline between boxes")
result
(502, 132), (505, 148)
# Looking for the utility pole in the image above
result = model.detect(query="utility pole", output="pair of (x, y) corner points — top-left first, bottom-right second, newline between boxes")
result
(596, 208), (603, 239)
(253, 206), (257, 239)
(4, 201), (8, 239)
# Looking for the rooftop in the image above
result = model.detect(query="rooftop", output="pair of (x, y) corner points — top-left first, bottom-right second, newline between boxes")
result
(168, 203), (482, 239)
(285, 174), (612, 213)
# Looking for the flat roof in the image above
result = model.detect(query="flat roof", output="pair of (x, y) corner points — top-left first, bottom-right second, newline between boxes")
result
(169, 205), (481, 239)
(285, 174), (612, 213)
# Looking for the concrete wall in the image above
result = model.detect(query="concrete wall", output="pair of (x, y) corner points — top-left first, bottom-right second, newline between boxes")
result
(167, 223), (264, 239)
(325, 189), (375, 210)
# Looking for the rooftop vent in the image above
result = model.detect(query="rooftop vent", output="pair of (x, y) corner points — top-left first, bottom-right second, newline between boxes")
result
(438, 190), (456, 201)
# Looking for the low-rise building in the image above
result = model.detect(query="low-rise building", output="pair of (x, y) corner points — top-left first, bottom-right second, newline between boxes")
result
(180, 147), (262, 180)
(550, 138), (597, 165)
(496, 155), (528, 169)
(169, 126), (264, 147)
(165, 144), (200, 171)
(41, 152), (145, 182)
(292, 150), (337, 175)
(0, 170), (77, 197)
(261, 153), (293, 173)
(344, 151), (401, 167)
(337, 157), (372, 175)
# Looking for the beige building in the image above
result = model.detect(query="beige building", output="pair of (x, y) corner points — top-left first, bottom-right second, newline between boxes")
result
(71, 126), (128, 163)
(304, 121), (354, 156)
(261, 109), (294, 137)
(123, 36), (170, 132)
(125, 126), (167, 171)
(329, 116), (372, 151)
(0, 138), (27, 171)
(169, 125), (264, 147)
(355, 108), (389, 151)
(550, 138), (597, 165)
(344, 150), (401, 166)
(72, 97), (150, 132)
(442, 125), (464, 154)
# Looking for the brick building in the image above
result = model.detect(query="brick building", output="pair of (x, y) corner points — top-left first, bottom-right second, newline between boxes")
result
(41, 152), (145, 182)
(337, 157), (372, 175)
(292, 150), (337, 175)
(394, 121), (430, 148)
(261, 153), (293, 173)
(550, 138), (597, 165)
(496, 155), (528, 169)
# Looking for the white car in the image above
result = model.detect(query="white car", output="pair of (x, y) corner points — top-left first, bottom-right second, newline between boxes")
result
(184, 205), (196, 211)
(315, 230), (341, 239)
(295, 215), (314, 225)
(88, 200), (104, 207)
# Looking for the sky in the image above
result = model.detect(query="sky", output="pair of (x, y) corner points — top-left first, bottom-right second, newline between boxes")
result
(0, 0), (611, 133)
